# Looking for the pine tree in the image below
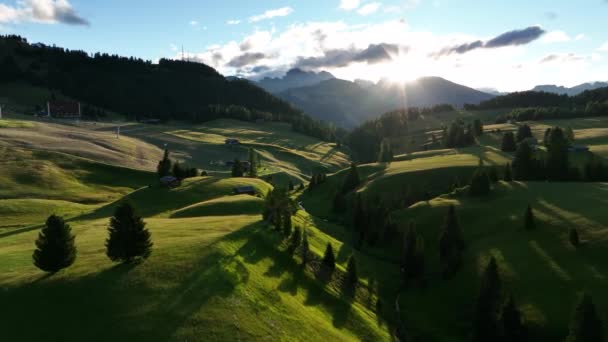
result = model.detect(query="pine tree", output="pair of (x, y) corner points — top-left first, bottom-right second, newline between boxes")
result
(488, 166), (499, 183)
(566, 292), (604, 342)
(345, 255), (358, 286)
(301, 229), (310, 265)
(504, 163), (513, 182)
(402, 221), (425, 281)
(282, 212), (293, 237)
(524, 205), (536, 231)
(570, 228), (580, 247)
(378, 138), (394, 163)
(106, 202), (153, 263)
(545, 127), (570, 181)
(473, 119), (484, 137)
(248, 148), (258, 177)
(439, 205), (465, 276)
(322, 243), (336, 271)
(473, 257), (502, 342)
(172, 160), (185, 179)
(516, 124), (533, 142)
(33, 215), (77, 273)
(157, 149), (172, 178)
(470, 166), (491, 196)
(289, 226), (301, 253)
(288, 180), (294, 191)
(501, 132), (517, 152)
(513, 142), (534, 181)
(342, 162), (361, 194)
(231, 158), (244, 177)
(501, 294), (524, 342)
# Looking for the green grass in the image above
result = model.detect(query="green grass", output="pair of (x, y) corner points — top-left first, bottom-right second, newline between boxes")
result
(392, 181), (608, 341)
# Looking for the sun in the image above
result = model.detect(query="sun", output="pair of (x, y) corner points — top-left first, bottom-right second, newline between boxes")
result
(379, 55), (425, 84)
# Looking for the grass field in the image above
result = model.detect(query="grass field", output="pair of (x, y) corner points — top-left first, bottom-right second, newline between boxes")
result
(393, 181), (608, 341)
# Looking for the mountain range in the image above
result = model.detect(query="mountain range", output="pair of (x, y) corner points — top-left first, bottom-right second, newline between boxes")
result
(255, 69), (495, 127)
(532, 82), (608, 96)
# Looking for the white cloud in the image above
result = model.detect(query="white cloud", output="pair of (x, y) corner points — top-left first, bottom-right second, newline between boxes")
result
(190, 20), (199, 26)
(227, 19), (241, 25)
(170, 44), (178, 52)
(575, 33), (585, 41)
(384, 5), (402, 13)
(249, 7), (294, 23)
(0, 0), (88, 26)
(339, 0), (361, 10)
(180, 20), (608, 92)
(357, 2), (382, 15)
(541, 30), (571, 43)
(598, 42), (608, 52)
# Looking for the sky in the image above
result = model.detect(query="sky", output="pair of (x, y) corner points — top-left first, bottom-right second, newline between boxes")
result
(1, 0), (608, 91)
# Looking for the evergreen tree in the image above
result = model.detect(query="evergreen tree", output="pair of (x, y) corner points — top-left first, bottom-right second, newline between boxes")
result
(282, 212), (292, 237)
(504, 163), (513, 182)
(570, 228), (580, 247)
(516, 124), (533, 142)
(545, 127), (570, 181)
(322, 243), (336, 271)
(473, 119), (484, 137)
(566, 126), (575, 143)
(501, 132), (517, 152)
(263, 187), (294, 230)
(332, 192), (347, 213)
(33, 215), (77, 273)
(172, 160), (185, 179)
(248, 148), (258, 177)
(513, 142), (534, 180)
(157, 149), (172, 178)
(402, 222), (425, 282)
(524, 205), (536, 231)
(345, 255), (358, 286)
(289, 226), (302, 253)
(342, 163), (361, 194)
(378, 138), (394, 163)
(470, 166), (491, 196)
(288, 180), (295, 191)
(301, 229), (310, 265)
(352, 194), (368, 244)
(473, 257), (502, 342)
(488, 166), (499, 183)
(106, 202), (153, 263)
(231, 158), (244, 177)
(566, 292), (604, 342)
(501, 294), (524, 342)
(439, 205), (465, 276)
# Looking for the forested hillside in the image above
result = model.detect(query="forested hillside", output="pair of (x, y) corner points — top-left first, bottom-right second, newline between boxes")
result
(0, 35), (335, 141)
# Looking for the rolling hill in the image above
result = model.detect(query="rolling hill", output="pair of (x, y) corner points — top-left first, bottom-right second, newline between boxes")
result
(532, 82), (608, 96)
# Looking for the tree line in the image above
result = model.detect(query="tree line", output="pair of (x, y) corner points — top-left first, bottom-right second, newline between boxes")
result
(0, 35), (337, 142)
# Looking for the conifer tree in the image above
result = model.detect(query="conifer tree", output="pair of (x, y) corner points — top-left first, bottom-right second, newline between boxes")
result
(172, 160), (185, 179)
(106, 202), (153, 263)
(378, 138), (394, 163)
(231, 158), (244, 177)
(545, 127), (570, 181)
(524, 205), (536, 231)
(289, 226), (301, 253)
(488, 166), (499, 183)
(504, 163), (513, 182)
(157, 148), (172, 178)
(342, 162), (361, 194)
(513, 142), (534, 181)
(402, 222), (425, 281)
(248, 148), (258, 177)
(566, 292), (604, 342)
(470, 165), (491, 196)
(282, 212), (292, 237)
(473, 257), (502, 342)
(570, 228), (580, 247)
(33, 215), (77, 273)
(473, 119), (484, 137)
(288, 180), (294, 191)
(501, 132), (517, 152)
(301, 229), (310, 265)
(345, 255), (358, 286)
(516, 124), (533, 142)
(439, 205), (465, 276)
(322, 243), (336, 271)
(501, 294), (524, 342)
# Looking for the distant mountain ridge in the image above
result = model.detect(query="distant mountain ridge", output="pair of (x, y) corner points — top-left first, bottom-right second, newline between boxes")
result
(256, 68), (335, 93)
(532, 82), (608, 96)
(276, 76), (495, 128)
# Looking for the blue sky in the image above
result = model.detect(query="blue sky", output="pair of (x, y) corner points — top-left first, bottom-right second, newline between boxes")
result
(1, 0), (608, 91)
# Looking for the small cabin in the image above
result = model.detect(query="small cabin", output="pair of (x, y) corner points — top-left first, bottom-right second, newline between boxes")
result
(47, 100), (81, 119)
(160, 176), (181, 188)
(233, 185), (256, 195)
(225, 138), (240, 146)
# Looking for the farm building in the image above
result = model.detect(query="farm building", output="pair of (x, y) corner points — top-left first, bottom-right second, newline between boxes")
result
(160, 176), (181, 188)
(233, 185), (256, 195)
(47, 100), (81, 119)
(225, 138), (240, 146)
